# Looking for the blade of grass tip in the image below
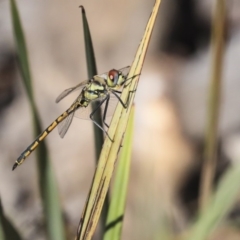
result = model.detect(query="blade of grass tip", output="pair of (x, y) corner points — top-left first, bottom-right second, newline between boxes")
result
(80, 5), (104, 161)
(199, 0), (226, 211)
(76, 1), (162, 239)
(0, 198), (22, 240)
(80, 6), (109, 239)
(103, 105), (135, 240)
(10, 1), (66, 240)
(187, 164), (240, 240)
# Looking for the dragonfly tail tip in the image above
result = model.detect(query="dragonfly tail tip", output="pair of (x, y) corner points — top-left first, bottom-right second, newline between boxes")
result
(12, 163), (18, 171)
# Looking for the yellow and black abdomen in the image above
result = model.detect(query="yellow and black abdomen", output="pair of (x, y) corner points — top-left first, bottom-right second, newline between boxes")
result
(13, 103), (78, 170)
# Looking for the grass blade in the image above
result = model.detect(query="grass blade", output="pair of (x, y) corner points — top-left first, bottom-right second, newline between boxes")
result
(199, 0), (226, 210)
(187, 164), (240, 240)
(10, 1), (65, 239)
(103, 106), (135, 240)
(80, 6), (109, 239)
(76, 1), (162, 239)
(80, 5), (104, 161)
(0, 198), (22, 240)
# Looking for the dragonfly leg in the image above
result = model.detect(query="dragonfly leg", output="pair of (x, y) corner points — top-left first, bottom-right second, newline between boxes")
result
(90, 96), (113, 142)
(111, 89), (136, 109)
(102, 95), (110, 128)
(122, 73), (141, 87)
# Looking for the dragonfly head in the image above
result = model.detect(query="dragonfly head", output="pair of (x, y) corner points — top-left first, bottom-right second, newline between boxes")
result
(107, 69), (125, 88)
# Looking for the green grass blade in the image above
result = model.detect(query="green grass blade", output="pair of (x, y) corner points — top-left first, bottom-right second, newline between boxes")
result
(39, 160), (66, 240)
(187, 165), (240, 240)
(76, 1), (162, 239)
(80, 6), (109, 239)
(9, 0), (31, 97)
(0, 221), (3, 240)
(0, 198), (22, 240)
(80, 5), (104, 162)
(10, 1), (65, 239)
(103, 106), (135, 240)
(80, 6), (97, 76)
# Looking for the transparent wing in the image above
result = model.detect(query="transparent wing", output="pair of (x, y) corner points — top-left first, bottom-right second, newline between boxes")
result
(57, 111), (75, 138)
(57, 98), (116, 137)
(56, 80), (89, 103)
(73, 93), (120, 120)
(118, 66), (130, 77)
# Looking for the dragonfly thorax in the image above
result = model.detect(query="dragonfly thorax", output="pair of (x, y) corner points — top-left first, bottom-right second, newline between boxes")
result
(83, 80), (107, 102)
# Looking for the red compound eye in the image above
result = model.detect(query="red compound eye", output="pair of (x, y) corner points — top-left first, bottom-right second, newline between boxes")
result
(108, 69), (119, 86)
(108, 70), (117, 81)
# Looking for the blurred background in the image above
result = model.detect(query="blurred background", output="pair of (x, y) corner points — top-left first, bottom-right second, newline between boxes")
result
(1, 0), (240, 239)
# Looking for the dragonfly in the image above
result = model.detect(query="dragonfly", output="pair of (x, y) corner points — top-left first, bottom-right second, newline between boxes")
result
(13, 66), (134, 170)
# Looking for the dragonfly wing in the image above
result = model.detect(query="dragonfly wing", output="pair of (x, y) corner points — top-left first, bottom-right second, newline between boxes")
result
(73, 106), (93, 120)
(102, 93), (120, 117)
(73, 93), (119, 120)
(118, 66), (130, 77)
(58, 111), (75, 138)
(56, 80), (89, 103)
(73, 97), (107, 120)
